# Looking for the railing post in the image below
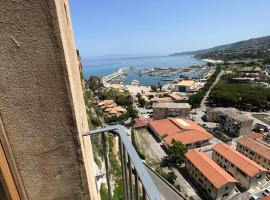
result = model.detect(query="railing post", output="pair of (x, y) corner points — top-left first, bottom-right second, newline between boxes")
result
(119, 139), (129, 199)
(123, 143), (130, 200)
(128, 155), (134, 200)
(102, 132), (112, 200)
(134, 170), (140, 200)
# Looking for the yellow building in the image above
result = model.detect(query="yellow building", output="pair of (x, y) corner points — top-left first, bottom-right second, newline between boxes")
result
(174, 80), (195, 92)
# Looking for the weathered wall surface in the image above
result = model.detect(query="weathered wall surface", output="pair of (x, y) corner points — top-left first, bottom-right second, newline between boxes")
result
(0, 0), (98, 199)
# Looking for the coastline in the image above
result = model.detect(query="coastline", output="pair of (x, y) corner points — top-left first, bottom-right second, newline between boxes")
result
(202, 59), (223, 64)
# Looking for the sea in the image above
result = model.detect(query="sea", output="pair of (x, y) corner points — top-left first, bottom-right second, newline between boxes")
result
(82, 55), (205, 86)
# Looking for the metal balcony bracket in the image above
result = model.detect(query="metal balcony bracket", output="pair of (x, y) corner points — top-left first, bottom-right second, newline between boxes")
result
(83, 125), (162, 200)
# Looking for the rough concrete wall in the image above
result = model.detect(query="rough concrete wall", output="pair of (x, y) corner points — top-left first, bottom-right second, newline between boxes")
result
(0, 0), (97, 199)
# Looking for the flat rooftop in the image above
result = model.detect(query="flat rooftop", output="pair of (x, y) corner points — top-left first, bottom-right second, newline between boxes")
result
(175, 80), (195, 87)
(207, 107), (252, 122)
(185, 150), (237, 189)
(153, 102), (191, 109)
(213, 143), (268, 177)
(149, 117), (213, 145)
(237, 137), (270, 161)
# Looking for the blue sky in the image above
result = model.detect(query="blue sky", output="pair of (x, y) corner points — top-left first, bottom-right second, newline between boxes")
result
(69, 0), (270, 58)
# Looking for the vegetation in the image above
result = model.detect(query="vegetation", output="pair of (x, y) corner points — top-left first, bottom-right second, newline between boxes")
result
(167, 140), (188, 166)
(131, 129), (145, 159)
(188, 65), (222, 108)
(98, 89), (137, 123)
(86, 76), (104, 92)
(252, 114), (270, 125)
(107, 134), (124, 200)
(209, 83), (270, 111)
(104, 105), (138, 124)
(151, 85), (157, 92)
(99, 89), (132, 106)
(156, 168), (177, 184)
(100, 183), (109, 200)
(136, 93), (146, 107)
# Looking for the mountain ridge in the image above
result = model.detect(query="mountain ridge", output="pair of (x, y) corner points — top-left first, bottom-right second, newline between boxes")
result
(170, 35), (270, 56)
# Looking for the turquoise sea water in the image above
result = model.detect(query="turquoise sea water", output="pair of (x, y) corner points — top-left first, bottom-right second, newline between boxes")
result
(83, 55), (205, 86)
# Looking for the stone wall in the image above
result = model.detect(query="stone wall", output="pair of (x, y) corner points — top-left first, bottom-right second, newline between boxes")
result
(0, 0), (98, 199)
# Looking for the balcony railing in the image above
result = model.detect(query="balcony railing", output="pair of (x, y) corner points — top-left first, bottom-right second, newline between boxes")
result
(83, 125), (162, 200)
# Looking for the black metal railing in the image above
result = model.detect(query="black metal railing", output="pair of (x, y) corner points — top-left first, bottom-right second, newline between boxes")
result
(83, 125), (162, 200)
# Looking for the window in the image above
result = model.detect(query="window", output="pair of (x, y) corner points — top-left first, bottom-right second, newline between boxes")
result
(250, 151), (254, 155)
(223, 193), (228, 197)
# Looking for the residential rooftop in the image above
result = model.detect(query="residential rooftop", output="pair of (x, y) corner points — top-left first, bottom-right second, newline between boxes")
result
(213, 143), (268, 177)
(167, 93), (183, 101)
(207, 107), (252, 122)
(185, 150), (237, 189)
(175, 80), (195, 87)
(134, 118), (153, 129)
(149, 117), (213, 145)
(152, 102), (191, 109)
(237, 137), (270, 161)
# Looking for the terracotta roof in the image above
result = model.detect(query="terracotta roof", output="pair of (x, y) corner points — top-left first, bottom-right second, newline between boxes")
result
(167, 93), (184, 101)
(164, 130), (213, 145)
(261, 194), (270, 200)
(151, 97), (173, 103)
(237, 137), (270, 161)
(213, 143), (268, 177)
(246, 132), (265, 140)
(149, 117), (213, 145)
(134, 118), (152, 128)
(98, 99), (115, 106)
(185, 150), (237, 189)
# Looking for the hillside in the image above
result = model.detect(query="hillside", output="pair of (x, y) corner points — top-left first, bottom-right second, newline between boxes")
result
(171, 35), (270, 57)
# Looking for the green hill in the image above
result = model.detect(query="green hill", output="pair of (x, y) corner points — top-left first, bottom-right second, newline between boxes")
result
(171, 35), (270, 58)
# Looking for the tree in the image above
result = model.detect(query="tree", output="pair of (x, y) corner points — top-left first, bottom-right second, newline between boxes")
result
(86, 76), (103, 92)
(157, 82), (162, 91)
(150, 85), (157, 92)
(126, 105), (138, 120)
(138, 97), (146, 107)
(167, 140), (188, 166)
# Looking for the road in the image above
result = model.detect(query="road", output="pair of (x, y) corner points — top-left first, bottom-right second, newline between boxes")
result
(192, 69), (224, 124)
(146, 167), (184, 200)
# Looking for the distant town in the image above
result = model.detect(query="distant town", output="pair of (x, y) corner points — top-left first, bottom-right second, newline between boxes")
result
(84, 35), (270, 200)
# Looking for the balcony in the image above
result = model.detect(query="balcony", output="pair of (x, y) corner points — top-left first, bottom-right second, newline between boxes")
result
(83, 125), (162, 200)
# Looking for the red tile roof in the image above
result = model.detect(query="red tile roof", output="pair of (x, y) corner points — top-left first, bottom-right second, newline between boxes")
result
(149, 117), (213, 145)
(213, 143), (268, 177)
(246, 132), (265, 140)
(134, 118), (152, 128)
(237, 137), (270, 161)
(185, 150), (237, 189)
(262, 194), (270, 200)
(167, 93), (184, 101)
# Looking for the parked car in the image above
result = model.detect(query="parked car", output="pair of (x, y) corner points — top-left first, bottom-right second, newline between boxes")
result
(262, 188), (270, 197)
(249, 194), (260, 200)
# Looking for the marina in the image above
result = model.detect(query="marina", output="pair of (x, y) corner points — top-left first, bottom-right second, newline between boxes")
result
(103, 64), (212, 87)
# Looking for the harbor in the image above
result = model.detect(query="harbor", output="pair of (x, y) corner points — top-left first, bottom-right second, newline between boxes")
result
(103, 64), (213, 87)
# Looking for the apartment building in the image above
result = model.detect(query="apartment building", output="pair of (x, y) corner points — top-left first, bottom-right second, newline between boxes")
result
(185, 150), (237, 200)
(237, 136), (270, 170)
(152, 102), (191, 119)
(206, 107), (253, 136)
(149, 117), (213, 148)
(212, 143), (268, 189)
